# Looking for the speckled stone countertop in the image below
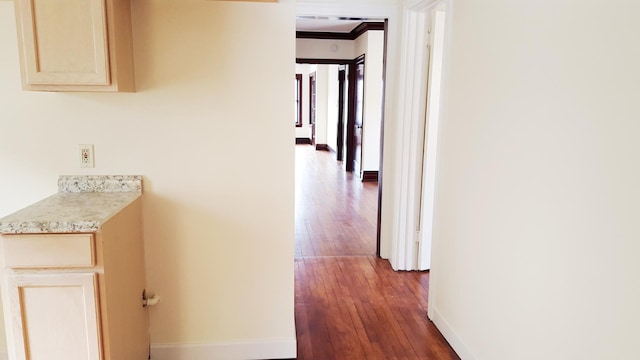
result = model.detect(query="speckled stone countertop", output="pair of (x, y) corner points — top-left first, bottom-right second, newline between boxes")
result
(0, 176), (142, 234)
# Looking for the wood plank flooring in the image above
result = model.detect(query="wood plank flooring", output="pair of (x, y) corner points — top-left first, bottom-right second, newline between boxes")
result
(294, 145), (460, 360)
(295, 145), (378, 257)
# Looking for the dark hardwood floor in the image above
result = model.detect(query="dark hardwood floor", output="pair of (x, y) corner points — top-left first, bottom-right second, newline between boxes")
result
(294, 145), (460, 360)
(295, 144), (378, 257)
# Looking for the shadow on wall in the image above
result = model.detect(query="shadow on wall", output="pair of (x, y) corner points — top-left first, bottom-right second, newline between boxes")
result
(132, 1), (236, 92)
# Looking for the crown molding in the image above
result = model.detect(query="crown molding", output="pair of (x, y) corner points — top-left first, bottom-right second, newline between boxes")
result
(296, 22), (385, 40)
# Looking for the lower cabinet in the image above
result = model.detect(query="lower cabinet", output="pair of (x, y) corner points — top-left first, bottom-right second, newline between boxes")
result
(6, 273), (102, 360)
(0, 198), (148, 360)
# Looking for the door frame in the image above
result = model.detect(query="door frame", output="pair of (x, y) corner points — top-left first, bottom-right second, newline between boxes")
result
(295, 0), (456, 348)
(297, 0), (399, 261)
(297, 1), (451, 270)
(296, 5), (397, 260)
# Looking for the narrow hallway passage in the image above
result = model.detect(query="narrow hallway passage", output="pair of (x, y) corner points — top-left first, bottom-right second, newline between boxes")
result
(295, 144), (378, 257)
(294, 145), (459, 359)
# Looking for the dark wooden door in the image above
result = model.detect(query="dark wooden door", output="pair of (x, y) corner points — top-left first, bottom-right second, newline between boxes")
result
(346, 56), (365, 173)
(295, 73), (303, 127)
(337, 68), (346, 161)
(309, 72), (317, 146)
(353, 61), (365, 175)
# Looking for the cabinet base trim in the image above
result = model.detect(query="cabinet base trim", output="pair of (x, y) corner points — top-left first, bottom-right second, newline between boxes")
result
(150, 338), (297, 360)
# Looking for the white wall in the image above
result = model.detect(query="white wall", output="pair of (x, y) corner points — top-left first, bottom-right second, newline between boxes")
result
(308, 64), (340, 150)
(296, 38), (355, 60)
(326, 65), (340, 152)
(314, 65), (329, 145)
(0, 1), (296, 358)
(430, 1), (640, 359)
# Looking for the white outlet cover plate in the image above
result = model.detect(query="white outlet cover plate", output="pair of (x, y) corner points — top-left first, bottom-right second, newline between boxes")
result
(79, 144), (95, 168)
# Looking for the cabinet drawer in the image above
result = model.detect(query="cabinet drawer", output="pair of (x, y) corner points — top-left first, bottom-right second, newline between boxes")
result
(1, 234), (95, 268)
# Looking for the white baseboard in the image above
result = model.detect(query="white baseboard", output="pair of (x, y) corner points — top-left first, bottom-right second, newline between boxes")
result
(431, 307), (476, 360)
(150, 338), (297, 360)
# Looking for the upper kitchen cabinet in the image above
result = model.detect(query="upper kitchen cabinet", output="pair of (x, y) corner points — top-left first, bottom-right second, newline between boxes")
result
(13, 0), (135, 92)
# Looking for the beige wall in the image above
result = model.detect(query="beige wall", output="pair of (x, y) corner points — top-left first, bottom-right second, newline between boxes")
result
(0, 0), (295, 354)
(431, 0), (640, 359)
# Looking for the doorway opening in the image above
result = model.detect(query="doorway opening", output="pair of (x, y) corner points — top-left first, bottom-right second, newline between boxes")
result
(294, 19), (388, 257)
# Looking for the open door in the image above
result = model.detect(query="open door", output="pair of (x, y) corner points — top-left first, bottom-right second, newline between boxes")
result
(337, 68), (346, 161)
(354, 59), (365, 175)
(309, 72), (317, 146)
(346, 55), (365, 173)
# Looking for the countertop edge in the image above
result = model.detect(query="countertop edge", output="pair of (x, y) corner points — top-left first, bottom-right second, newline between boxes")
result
(0, 192), (142, 235)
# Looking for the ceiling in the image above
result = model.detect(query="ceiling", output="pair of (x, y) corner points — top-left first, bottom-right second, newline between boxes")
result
(296, 17), (383, 33)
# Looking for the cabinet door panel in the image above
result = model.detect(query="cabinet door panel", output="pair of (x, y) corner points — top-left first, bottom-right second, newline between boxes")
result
(16, 0), (110, 85)
(8, 273), (102, 360)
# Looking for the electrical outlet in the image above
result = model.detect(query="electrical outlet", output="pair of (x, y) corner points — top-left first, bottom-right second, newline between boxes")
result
(79, 144), (95, 168)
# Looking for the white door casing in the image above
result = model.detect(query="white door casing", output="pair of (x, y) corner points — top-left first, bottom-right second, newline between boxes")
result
(387, 0), (451, 271)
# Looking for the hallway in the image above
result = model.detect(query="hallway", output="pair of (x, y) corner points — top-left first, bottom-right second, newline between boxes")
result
(295, 144), (378, 257)
(294, 145), (459, 359)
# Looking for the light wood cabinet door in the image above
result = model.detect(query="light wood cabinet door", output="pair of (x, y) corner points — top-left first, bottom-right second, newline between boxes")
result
(15, 0), (110, 86)
(7, 273), (102, 360)
(13, 0), (135, 92)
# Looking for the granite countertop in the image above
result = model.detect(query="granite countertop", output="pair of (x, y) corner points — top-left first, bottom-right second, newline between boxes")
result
(0, 175), (142, 234)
